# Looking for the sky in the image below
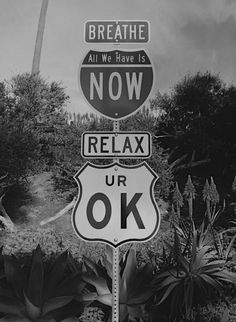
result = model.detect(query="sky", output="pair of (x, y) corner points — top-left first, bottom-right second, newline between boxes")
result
(0, 0), (236, 114)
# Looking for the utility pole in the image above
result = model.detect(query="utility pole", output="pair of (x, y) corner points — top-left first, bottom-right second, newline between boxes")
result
(32, 0), (49, 75)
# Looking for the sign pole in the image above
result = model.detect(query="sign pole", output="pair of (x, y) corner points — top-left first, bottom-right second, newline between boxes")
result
(74, 19), (159, 322)
(112, 120), (120, 322)
(112, 247), (119, 322)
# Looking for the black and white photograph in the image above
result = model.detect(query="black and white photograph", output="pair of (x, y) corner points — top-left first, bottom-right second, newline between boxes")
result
(0, 1), (236, 321)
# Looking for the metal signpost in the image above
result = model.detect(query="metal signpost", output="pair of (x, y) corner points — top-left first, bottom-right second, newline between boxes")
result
(73, 20), (159, 322)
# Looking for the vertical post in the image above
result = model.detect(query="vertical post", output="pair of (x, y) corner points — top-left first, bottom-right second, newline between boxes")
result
(112, 120), (120, 322)
(112, 247), (119, 322)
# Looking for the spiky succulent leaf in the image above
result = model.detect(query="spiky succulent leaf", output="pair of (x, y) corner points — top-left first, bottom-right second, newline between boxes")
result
(0, 296), (25, 316)
(119, 248), (137, 302)
(82, 274), (110, 297)
(26, 245), (44, 307)
(24, 293), (41, 320)
(125, 263), (154, 305)
(42, 295), (73, 316)
(43, 251), (68, 300)
(0, 317), (32, 322)
(3, 255), (26, 298)
(49, 300), (83, 322)
(55, 273), (84, 297)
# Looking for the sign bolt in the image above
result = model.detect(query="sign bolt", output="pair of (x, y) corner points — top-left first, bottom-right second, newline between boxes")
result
(114, 238), (118, 243)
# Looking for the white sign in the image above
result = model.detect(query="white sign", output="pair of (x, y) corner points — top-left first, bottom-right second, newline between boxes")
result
(72, 162), (160, 248)
(85, 20), (149, 43)
(82, 132), (151, 158)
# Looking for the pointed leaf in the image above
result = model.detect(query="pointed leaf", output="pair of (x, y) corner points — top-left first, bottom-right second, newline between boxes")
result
(199, 274), (222, 290)
(120, 248), (137, 300)
(24, 293), (41, 320)
(190, 229), (198, 267)
(126, 263), (154, 303)
(178, 254), (190, 273)
(127, 304), (144, 319)
(55, 274), (84, 296)
(157, 281), (179, 305)
(27, 245), (44, 307)
(42, 296), (73, 316)
(119, 304), (128, 322)
(82, 273), (110, 296)
(225, 235), (236, 259)
(0, 296), (25, 316)
(3, 256), (26, 297)
(77, 292), (98, 302)
(96, 293), (112, 306)
(83, 256), (99, 276)
(44, 251), (68, 299)
(50, 300), (83, 322)
(213, 270), (236, 284)
(155, 274), (178, 291)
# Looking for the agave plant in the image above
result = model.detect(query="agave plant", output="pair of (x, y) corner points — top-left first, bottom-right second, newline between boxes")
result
(0, 245), (84, 322)
(75, 246), (155, 322)
(119, 247), (155, 322)
(152, 227), (236, 321)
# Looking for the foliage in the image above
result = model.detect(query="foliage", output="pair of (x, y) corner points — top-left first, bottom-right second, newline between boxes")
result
(172, 182), (183, 218)
(152, 226), (236, 321)
(217, 225), (236, 262)
(71, 246), (155, 322)
(1, 227), (65, 257)
(0, 245), (84, 322)
(153, 71), (236, 195)
(119, 247), (155, 321)
(0, 73), (69, 191)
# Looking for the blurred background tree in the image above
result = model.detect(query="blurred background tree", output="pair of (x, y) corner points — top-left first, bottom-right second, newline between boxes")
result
(152, 71), (236, 198)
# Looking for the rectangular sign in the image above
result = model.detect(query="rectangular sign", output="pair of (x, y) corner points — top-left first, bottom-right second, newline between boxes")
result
(81, 131), (151, 158)
(85, 20), (149, 43)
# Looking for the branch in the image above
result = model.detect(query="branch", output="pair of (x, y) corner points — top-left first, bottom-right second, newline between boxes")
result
(0, 173), (8, 181)
(169, 154), (188, 169)
(40, 197), (76, 226)
(0, 194), (15, 232)
(173, 159), (211, 173)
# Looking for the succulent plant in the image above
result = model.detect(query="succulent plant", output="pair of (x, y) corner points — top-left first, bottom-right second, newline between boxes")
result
(152, 227), (236, 321)
(74, 245), (155, 322)
(0, 245), (84, 322)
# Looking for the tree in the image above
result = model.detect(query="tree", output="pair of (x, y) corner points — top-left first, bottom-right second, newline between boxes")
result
(0, 73), (69, 222)
(0, 73), (69, 185)
(153, 71), (236, 193)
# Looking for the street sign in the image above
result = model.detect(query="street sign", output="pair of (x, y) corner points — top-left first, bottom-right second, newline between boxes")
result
(85, 20), (149, 43)
(81, 131), (151, 159)
(79, 49), (154, 120)
(72, 162), (160, 248)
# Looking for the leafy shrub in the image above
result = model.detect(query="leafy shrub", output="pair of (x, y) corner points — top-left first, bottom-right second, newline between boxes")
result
(1, 227), (63, 257)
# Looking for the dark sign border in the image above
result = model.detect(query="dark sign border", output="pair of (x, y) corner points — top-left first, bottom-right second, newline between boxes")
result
(71, 161), (160, 248)
(84, 20), (150, 43)
(81, 131), (152, 159)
